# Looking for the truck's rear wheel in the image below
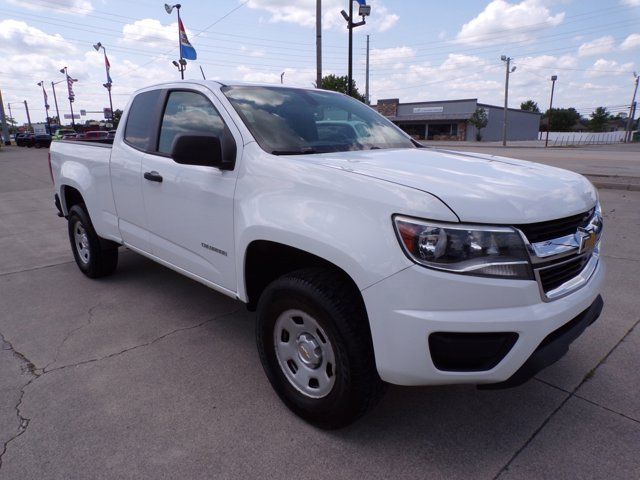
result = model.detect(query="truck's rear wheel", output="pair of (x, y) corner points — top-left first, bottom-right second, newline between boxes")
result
(67, 205), (118, 278)
(256, 268), (385, 429)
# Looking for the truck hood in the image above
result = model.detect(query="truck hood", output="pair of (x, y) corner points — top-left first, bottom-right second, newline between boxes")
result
(298, 147), (597, 224)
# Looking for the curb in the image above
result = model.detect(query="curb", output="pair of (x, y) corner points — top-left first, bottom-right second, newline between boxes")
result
(589, 181), (640, 192)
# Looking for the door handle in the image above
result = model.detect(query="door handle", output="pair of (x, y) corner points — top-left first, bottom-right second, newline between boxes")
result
(144, 171), (163, 183)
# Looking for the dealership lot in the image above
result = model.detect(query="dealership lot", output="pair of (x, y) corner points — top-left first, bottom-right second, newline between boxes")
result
(0, 146), (639, 479)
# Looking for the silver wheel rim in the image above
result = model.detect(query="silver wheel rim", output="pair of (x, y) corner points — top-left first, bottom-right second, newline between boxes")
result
(274, 309), (336, 399)
(73, 221), (90, 264)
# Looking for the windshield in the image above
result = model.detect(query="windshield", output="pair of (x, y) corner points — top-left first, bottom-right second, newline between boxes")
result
(221, 86), (415, 155)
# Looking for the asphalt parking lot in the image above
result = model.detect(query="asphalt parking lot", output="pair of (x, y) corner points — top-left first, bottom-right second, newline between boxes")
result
(1, 145), (639, 479)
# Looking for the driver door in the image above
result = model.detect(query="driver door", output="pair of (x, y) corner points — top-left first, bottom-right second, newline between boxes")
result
(140, 87), (241, 293)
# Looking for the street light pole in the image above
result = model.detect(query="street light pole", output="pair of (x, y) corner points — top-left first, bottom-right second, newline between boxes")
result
(501, 55), (516, 147)
(93, 42), (115, 123)
(60, 67), (76, 130)
(37, 81), (52, 134)
(625, 72), (639, 143)
(0, 89), (9, 145)
(165, 4), (187, 79)
(341, 1), (369, 97)
(545, 75), (557, 148)
(51, 80), (62, 126)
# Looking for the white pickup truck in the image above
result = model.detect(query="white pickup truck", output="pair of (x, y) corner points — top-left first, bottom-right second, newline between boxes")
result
(50, 81), (604, 428)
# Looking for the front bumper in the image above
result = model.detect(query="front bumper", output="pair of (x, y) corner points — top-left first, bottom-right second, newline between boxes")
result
(362, 259), (604, 386)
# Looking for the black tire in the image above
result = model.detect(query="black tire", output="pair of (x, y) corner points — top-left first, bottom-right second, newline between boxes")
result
(67, 205), (119, 278)
(256, 268), (386, 429)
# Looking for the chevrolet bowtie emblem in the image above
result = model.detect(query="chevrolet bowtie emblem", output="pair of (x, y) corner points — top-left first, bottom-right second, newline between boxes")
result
(576, 227), (597, 254)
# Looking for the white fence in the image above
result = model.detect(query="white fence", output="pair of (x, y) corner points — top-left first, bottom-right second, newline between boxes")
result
(538, 131), (633, 145)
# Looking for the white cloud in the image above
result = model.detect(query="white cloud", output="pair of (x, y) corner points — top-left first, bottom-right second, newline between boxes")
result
(621, 0), (640, 6)
(586, 59), (635, 78)
(620, 33), (640, 50)
(456, 0), (565, 45)
(0, 20), (74, 55)
(236, 65), (316, 87)
(578, 36), (615, 57)
(370, 46), (415, 66)
(7, 0), (93, 15)
(246, 0), (399, 32)
(121, 19), (179, 48)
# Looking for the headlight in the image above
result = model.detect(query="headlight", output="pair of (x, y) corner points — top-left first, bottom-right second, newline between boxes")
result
(393, 216), (532, 279)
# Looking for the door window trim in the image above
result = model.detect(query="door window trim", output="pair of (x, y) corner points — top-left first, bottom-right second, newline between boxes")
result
(122, 88), (167, 154)
(150, 88), (235, 161)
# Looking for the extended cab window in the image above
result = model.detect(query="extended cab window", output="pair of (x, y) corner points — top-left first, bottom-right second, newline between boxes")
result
(124, 90), (162, 150)
(158, 91), (225, 154)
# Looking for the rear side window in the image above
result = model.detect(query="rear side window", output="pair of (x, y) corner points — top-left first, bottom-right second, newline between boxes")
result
(157, 91), (226, 154)
(124, 90), (162, 150)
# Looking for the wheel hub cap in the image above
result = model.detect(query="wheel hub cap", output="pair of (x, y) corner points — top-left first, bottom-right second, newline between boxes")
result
(296, 333), (322, 368)
(274, 309), (336, 399)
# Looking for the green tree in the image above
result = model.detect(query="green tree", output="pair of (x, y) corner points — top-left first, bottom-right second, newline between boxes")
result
(520, 100), (540, 113)
(543, 107), (581, 131)
(468, 107), (488, 141)
(111, 109), (123, 129)
(318, 74), (366, 102)
(588, 107), (610, 132)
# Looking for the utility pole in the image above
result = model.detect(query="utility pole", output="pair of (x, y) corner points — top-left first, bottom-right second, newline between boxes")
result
(365, 34), (370, 104)
(545, 75), (557, 148)
(0, 89), (10, 145)
(51, 81), (62, 126)
(24, 100), (33, 132)
(501, 55), (516, 147)
(341, 1), (370, 97)
(280, 72), (285, 84)
(625, 72), (639, 143)
(316, 0), (322, 89)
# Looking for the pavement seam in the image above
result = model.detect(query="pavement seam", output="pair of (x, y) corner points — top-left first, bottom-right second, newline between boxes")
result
(0, 260), (75, 278)
(602, 254), (640, 263)
(0, 332), (39, 471)
(492, 316), (640, 479)
(534, 378), (640, 426)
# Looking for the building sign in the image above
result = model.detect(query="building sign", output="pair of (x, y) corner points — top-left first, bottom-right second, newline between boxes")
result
(413, 106), (444, 114)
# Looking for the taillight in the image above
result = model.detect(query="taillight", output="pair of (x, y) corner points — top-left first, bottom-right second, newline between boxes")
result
(48, 152), (54, 183)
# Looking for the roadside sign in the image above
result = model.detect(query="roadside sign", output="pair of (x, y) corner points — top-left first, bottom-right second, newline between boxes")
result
(104, 108), (113, 120)
(63, 114), (80, 119)
(80, 109), (87, 116)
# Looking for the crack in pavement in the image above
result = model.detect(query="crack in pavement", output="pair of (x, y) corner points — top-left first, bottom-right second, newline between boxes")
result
(0, 306), (244, 472)
(492, 317), (640, 479)
(0, 332), (39, 470)
(42, 303), (103, 373)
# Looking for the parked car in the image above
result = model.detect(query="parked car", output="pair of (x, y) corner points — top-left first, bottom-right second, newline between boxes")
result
(84, 130), (109, 140)
(61, 133), (77, 140)
(24, 133), (36, 148)
(49, 81), (604, 429)
(106, 130), (117, 140)
(15, 133), (31, 146)
(52, 129), (76, 141)
(34, 134), (52, 149)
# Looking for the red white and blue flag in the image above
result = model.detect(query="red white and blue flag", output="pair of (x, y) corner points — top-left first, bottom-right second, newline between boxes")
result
(105, 54), (113, 84)
(178, 18), (197, 60)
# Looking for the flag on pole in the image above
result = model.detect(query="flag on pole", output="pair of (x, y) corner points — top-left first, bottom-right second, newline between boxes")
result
(67, 76), (77, 100)
(105, 54), (113, 84)
(178, 18), (197, 60)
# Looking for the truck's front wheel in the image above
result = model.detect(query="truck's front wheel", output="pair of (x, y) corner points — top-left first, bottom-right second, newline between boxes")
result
(256, 268), (385, 429)
(67, 205), (118, 278)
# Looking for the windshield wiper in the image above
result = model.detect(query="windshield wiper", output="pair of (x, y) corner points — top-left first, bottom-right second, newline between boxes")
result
(271, 148), (318, 155)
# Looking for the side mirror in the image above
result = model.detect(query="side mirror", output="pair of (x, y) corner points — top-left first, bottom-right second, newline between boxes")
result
(170, 134), (235, 170)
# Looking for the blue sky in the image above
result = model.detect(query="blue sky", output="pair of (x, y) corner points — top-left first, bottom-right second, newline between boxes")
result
(1, 0), (639, 124)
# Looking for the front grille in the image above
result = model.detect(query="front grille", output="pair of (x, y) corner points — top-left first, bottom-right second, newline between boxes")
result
(537, 254), (591, 293)
(516, 208), (594, 243)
